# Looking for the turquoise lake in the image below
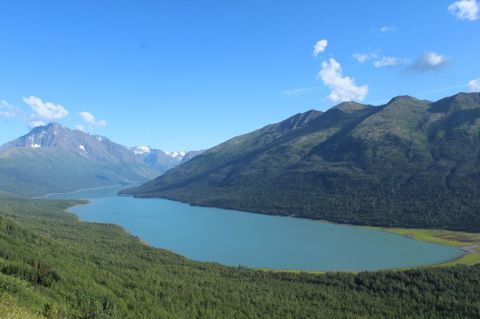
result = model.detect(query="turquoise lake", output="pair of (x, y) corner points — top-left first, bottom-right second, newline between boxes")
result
(48, 185), (464, 272)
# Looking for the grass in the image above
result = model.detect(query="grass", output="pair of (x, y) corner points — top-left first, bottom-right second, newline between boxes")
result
(377, 227), (480, 266)
(0, 293), (45, 319)
(261, 225), (480, 274)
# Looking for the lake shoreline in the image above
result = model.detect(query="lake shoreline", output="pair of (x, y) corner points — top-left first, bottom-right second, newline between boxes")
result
(33, 184), (124, 199)
(54, 188), (469, 272)
(376, 227), (480, 267)
(48, 185), (473, 270)
(125, 192), (477, 269)
(70, 197), (469, 272)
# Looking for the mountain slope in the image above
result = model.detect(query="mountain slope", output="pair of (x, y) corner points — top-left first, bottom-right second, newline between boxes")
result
(0, 123), (161, 196)
(2, 196), (480, 318)
(180, 150), (204, 164)
(131, 146), (182, 172)
(124, 93), (480, 231)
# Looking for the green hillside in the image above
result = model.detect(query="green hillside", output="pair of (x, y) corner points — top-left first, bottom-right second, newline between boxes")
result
(1, 197), (480, 318)
(0, 148), (157, 196)
(124, 93), (480, 231)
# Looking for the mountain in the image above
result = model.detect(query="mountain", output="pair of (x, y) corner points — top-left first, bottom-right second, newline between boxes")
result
(166, 151), (187, 160)
(131, 146), (182, 172)
(180, 150), (204, 164)
(0, 123), (162, 196)
(124, 92), (480, 232)
(131, 146), (203, 170)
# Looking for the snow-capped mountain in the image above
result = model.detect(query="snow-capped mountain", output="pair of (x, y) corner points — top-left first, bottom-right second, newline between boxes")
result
(0, 122), (205, 196)
(0, 123), (140, 164)
(131, 147), (202, 168)
(131, 146), (180, 172)
(0, 123), (160, 195)
(165, 151), (187, 160)
(132, 145), (152, 155)
(180, 150), (204, 164)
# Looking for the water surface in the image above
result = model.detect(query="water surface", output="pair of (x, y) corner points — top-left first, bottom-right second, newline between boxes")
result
(48, 185), (464, 271)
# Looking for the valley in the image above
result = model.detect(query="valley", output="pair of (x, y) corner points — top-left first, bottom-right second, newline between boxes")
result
(1, 93), (480, 319)
(1, 195), (480, 318)
(2, 1), (480, 317)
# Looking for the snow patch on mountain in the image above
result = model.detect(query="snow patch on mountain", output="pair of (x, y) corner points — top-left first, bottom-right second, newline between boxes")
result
(166, 151), (186, 159)
(133, 146), (151, 155)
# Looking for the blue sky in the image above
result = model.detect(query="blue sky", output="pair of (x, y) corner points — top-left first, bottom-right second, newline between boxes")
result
(1, 0), (479, 151)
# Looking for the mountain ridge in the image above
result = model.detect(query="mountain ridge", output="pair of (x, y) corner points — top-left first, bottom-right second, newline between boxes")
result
(0, 123), (200, 196)
(123, 92), (480, 232)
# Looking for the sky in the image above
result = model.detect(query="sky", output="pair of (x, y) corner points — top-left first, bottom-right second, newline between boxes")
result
(1, 0), (479, 151)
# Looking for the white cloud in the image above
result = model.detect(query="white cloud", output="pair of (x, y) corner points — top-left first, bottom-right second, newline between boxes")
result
(468, 78), (480, 91)
(449, 0), (479, 21)
(1, 96), (71, 128)
(353, 52), (378, 63)
(79, 111), (107, 128)
(380, 25), (396, 33)
(410, 52), (449, 73)
(281, 87), (314, 96)
(313, 39), (328, 57)
(0, 100), (22, 118)
(353, 53), (370, 63)
(74, 124), (85, 131)
(22, 96), (69, 120)
(318, 58), (368, 103)
(27, 120), (46, 128)
(373, 57), (409, 68)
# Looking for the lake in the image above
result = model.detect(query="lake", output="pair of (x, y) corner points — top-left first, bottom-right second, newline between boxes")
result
(47, 185), (464, 272)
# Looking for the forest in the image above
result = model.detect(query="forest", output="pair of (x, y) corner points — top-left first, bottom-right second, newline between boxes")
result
(1, 196), (479, 318)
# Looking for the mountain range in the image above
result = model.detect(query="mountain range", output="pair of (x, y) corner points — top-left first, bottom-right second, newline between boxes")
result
(0, 123), (200, 196)
(124, 92), (480, 232)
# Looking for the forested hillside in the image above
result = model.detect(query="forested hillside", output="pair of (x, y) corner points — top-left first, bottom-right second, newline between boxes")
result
(125, 93), (480, 232)
(0, 197), (479, 318)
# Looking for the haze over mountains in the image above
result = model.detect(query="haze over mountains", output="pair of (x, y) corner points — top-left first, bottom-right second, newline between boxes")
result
(125, 92), (480, 232)
(0, 123), (200, 196)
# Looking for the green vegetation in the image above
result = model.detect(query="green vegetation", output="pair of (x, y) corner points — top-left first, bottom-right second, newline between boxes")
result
(0, 123), (161, 196)
(0, 148), (151, 196)
(0, 293), (45, 319)
(379, 228), (480, 266)
(125, 93), (480, 232)
(1, 197), (480, 318)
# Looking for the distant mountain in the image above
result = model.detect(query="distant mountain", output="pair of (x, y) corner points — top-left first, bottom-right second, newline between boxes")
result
(166, 151), (187, 160)
(180, 150), (204, 164)
(0, 123), (162, 196)
(124, 92), (480, 232)
(132, 146), (178, 170)
(1, 123), (146, 164)
(131, 146), (202, 170)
